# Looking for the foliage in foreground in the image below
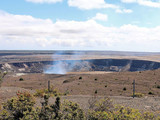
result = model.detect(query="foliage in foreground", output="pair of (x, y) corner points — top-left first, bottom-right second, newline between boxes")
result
(87, 98), (160, 120)
(0, 71), (7, 87)
(0, 91), (38, 120)
(0, 91), (85, 120)
(0, 91), (160, 120)
(34, 87), (67, 98)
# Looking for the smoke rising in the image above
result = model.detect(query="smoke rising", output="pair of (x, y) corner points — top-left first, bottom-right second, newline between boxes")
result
(44, 51), (92, 74)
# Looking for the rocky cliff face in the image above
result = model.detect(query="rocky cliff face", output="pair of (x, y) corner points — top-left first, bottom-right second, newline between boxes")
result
(0, 59), (160, 74)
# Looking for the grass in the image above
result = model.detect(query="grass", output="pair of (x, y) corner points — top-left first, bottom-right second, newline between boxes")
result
(132, 93), (144, 98)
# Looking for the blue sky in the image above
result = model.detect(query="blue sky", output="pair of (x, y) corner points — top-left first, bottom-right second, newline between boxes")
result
(0, 0), (160, 52)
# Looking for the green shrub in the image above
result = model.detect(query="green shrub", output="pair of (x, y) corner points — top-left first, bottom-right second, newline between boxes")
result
(0, 71), (7, 87)
(142, 112), (155, 120)
(64, 89), (69, 96)
(87, 98), (158, 120)
(88, 99), (142, 120)
(34, 87), (62, 97)
(39, 95), (60, 119)
(0, 92), (85, 120)
(94, 98), (114, 112)
(19, 78), (24, 81)
(123, 87), (126, 91)
(0, 91), (38, 120)
(95, 90), (98, 94)
(79, 76), (82, 80)
(38, 95), (85, 120)
(156, 85), (160, 89)
(61, 100), (85, 120)
(1, 91), (159, 120)
(148, 91), (154, 95)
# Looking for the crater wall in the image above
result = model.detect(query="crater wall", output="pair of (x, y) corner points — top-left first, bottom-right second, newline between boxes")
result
(0, 59), (160, 74)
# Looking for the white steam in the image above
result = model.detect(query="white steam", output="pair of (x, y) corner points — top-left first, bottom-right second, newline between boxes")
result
(44, 51), (91, 74)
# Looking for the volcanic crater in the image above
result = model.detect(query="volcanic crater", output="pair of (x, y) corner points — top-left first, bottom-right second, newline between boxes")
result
(1, 59), (160, 74)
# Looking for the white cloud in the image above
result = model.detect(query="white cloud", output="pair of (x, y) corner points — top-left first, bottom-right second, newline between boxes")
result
(92, 13), (108, 21)
(26, 0), (62, 3)
(0, 11), (160, 51)
(67, 0), (118, 10)
(25, 0), (132, 14)
(121, 0), (160, 8)
(121, 0), (136, 3)
(116, 9), (133, 13)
